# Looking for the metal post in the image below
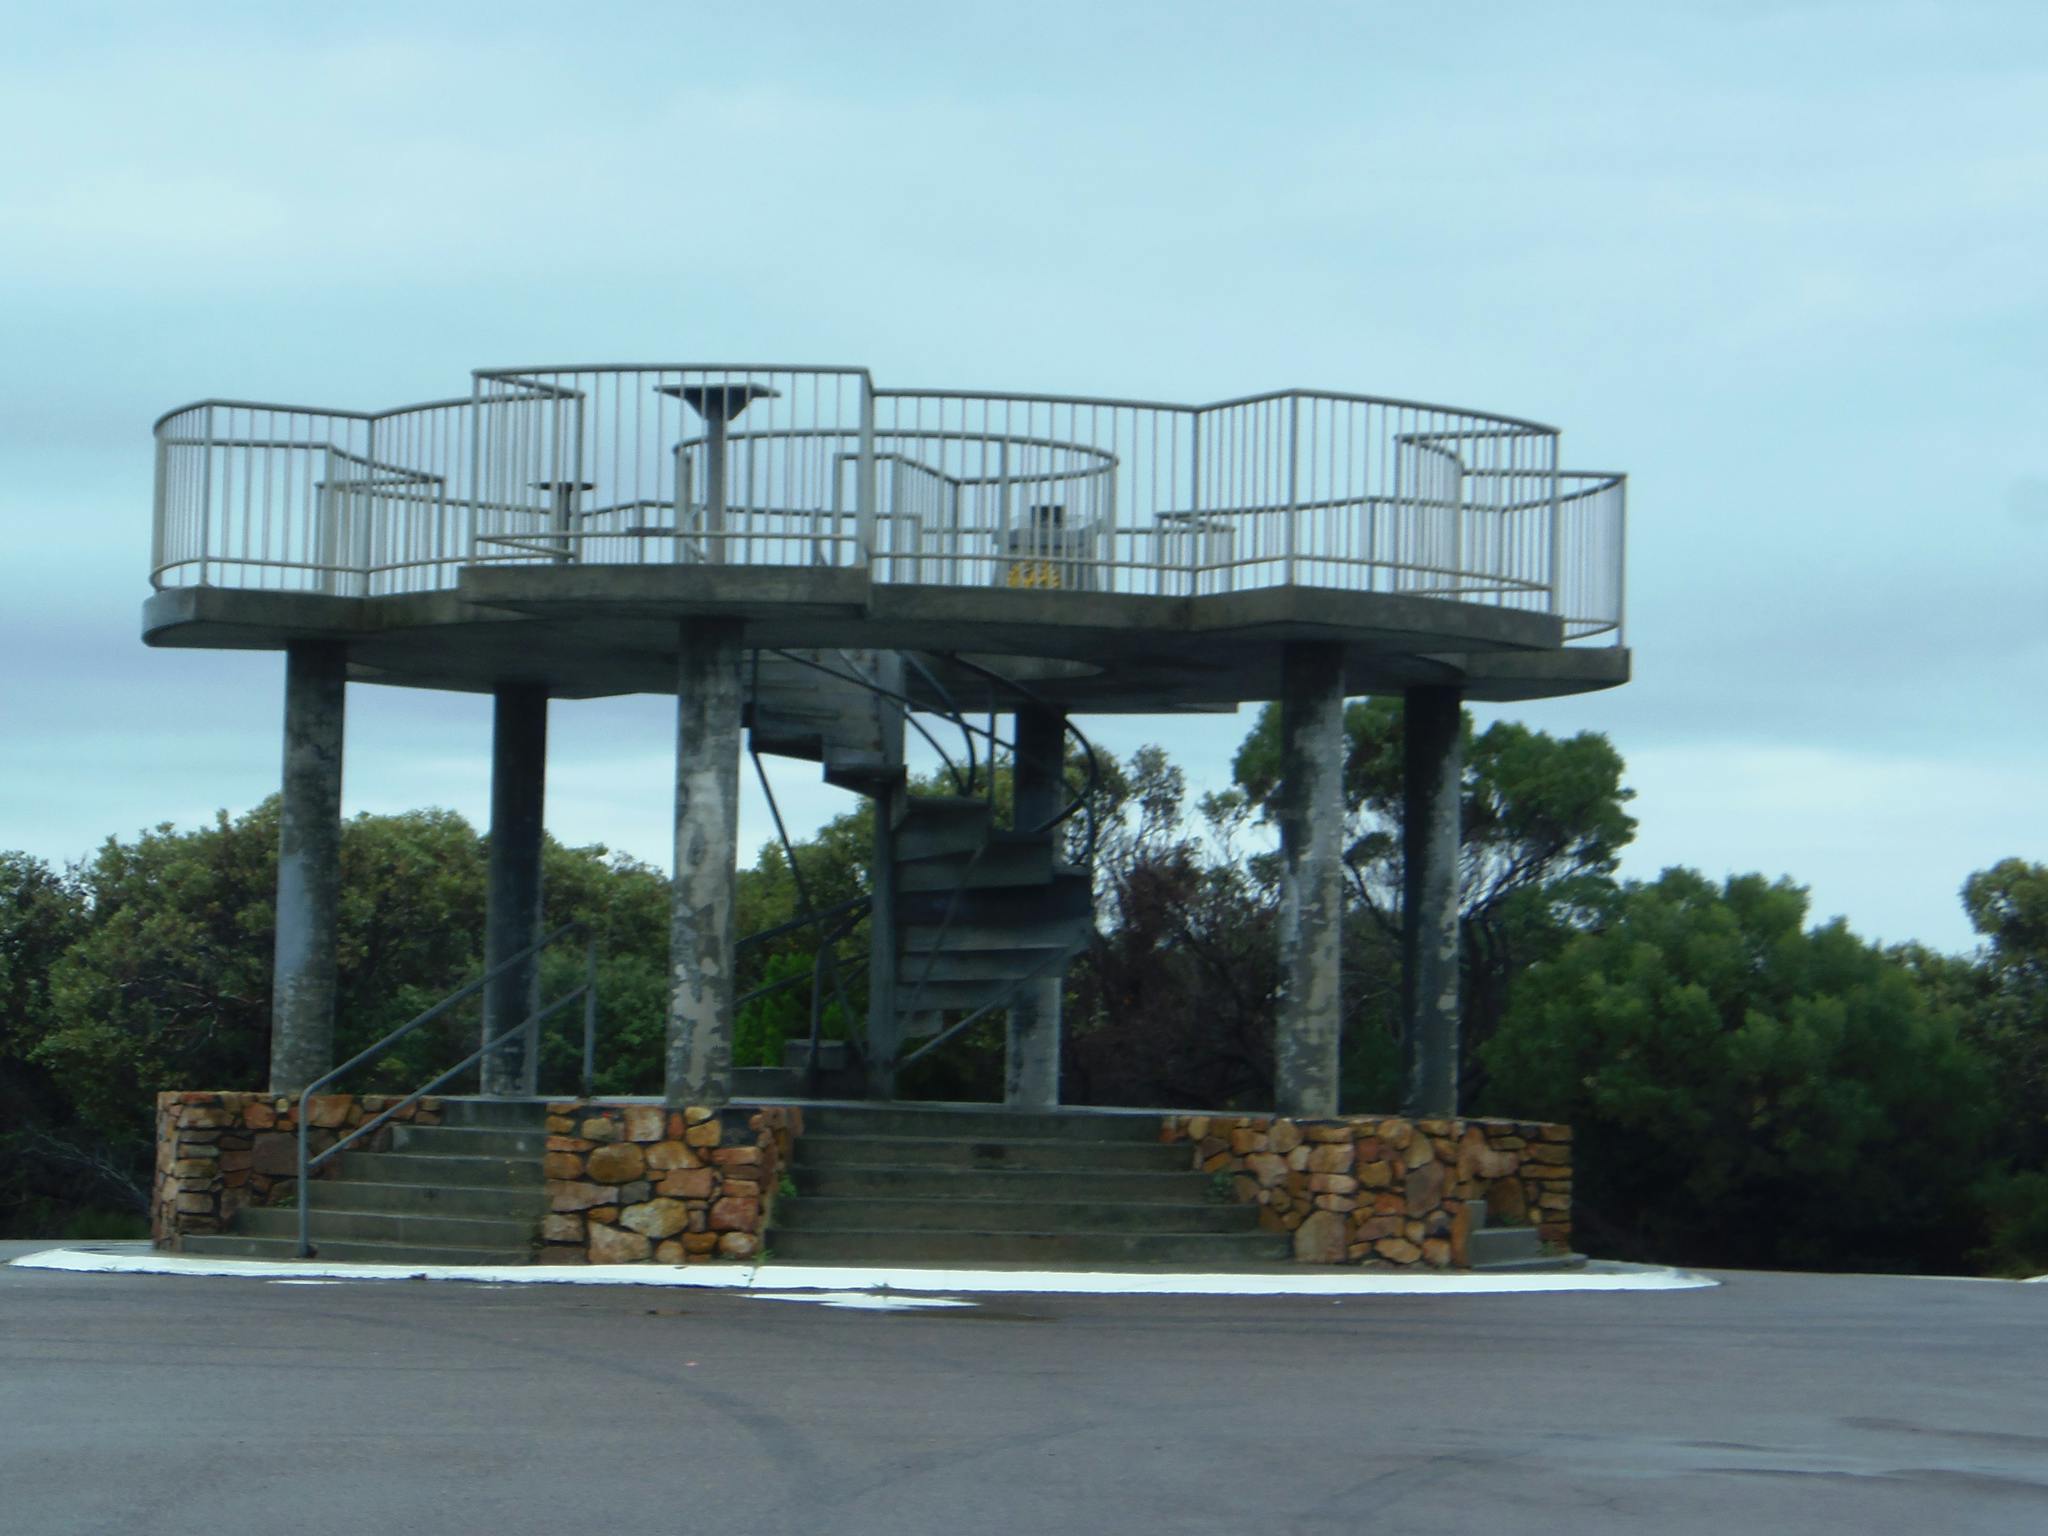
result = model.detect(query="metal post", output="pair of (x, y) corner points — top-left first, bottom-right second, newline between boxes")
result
(483, 683), (548, 1097)
(1547, 455), (1564, 617)
(1285, 393), (1301, 587)
(1273, 640), (1345, 1118)
(856, 383), (878, 569)
(1401, 685), (1463, 1118)
(703, 408), (728, 566)
(581, 934), (599, 1097)
(666, 618), (745, 1107)
(1005, 704), (1068, 1107)
(270, 641), (347, 1094)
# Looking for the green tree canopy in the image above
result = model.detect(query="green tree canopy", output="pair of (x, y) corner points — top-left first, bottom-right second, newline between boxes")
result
(1482, 868), (1992, 1271)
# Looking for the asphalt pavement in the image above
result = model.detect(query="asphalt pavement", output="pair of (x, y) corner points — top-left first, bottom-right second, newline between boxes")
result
(2, 1247), (2041, 1534)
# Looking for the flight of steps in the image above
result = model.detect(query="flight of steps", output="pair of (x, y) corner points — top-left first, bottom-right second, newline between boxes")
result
(766, 1105), (1293, 1267)
(180, 1098), (546, 1264)
(745, 647), (1094, 1067)
(891, 796), (1093, 1035)
(746, 648), (898, 793)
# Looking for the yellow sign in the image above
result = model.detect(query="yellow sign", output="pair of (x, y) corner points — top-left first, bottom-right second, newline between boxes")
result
(1005, 560), (1063, 590)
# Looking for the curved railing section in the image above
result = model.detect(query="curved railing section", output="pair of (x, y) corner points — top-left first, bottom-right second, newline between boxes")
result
(152, 364), (1626, 643)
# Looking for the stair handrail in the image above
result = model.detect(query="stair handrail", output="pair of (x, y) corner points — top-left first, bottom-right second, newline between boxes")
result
(761, 647), (976, 795)
(894, 924), (1094, 1073)
(743, 645), (1105, 1089)
(293, 920), (596, 1258)
(945, 654), (1102, 864)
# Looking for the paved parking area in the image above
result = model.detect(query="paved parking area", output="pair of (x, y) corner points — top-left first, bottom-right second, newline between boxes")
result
(2, 1249), (2041, 1534)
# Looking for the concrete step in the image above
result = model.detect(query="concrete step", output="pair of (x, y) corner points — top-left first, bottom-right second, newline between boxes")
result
(771, 1196), (1260, 1234)
(1468, 1224), (1549, 1268)
(237, 1205), (539, 1249)
(891, 979), (1034, 1012)
(894, 949), (1061, 984)
(790, 1165), (1217, 1203)
(793, 1134), (1191, 1173)
(1466, 1250), (1587, 1273)
(821, 752), (898, 793)
(344, 1151), (543, 1187)
(800, 1106), (1166, 1143)
(750, 730), (827, 764)
(181, 1234), (533, 1266)
(388, 1124), (545, 1157)
(280, 1180), (548, 1219)
(733, 1065), (869, 1100)
(764, 1228), (1293, 1267)
(892, 798), (994, 862)
(436, 1098), (553, 1130)
(899, 920), (1089, 955)
(894, 842), (1056, 893)
(898, 872), (1092, 930)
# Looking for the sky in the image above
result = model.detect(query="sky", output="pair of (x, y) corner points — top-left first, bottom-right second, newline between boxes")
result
(1, 0), (2042, 953)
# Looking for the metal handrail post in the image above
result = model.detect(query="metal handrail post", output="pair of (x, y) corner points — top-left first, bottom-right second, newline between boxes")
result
(1285, 394), (1300, 587)
(1547, 452), (1564, 617)
(581, 935), (599, 1096)
(855, 383), (877, 569)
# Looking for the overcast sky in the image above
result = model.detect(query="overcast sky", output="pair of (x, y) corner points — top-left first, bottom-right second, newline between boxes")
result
(2, 1), (2042, 953)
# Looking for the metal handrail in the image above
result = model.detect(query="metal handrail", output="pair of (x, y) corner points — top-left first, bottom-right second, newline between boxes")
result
(293, 921), (596, 1258)
(150, 365), (1624, 644)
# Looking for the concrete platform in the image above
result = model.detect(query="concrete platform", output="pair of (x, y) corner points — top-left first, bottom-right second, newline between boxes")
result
(141, 573), (1629, 708)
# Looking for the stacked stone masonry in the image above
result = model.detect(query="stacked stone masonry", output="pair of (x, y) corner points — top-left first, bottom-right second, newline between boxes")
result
(152, 1090), (444, 1249)
(1161, 1113), (1572, 1267)
(541, 1102), (798, 1264)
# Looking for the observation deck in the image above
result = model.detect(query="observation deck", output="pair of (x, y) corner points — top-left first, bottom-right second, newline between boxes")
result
(145, 364), (1628, 707)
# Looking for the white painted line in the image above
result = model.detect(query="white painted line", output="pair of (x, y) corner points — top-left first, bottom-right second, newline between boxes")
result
(7, 1245), (1720, 1296)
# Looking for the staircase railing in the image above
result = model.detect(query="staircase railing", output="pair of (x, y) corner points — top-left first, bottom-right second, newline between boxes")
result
(293, 921), (596, 1257)
(739, 644), (1106, 1085)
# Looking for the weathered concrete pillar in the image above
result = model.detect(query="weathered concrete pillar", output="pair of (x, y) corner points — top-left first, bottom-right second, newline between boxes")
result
(1401, 685), (1463, 1119)
(865, 654), (908, 1101)
(269, 642), (347, 1093)
(1005, 704), (1067, 1108)
(1273, 642), (1346, 1118)
(666, 619), (745, 1107)
(482, 684), (548, 1097)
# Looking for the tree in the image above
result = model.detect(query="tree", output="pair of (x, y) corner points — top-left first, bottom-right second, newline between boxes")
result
(1482, 868), (1993, 1271)
(1958, 859), (2048, 1166)
(1064, 747), (1283, 1109)
(18, 803), (683, 1228)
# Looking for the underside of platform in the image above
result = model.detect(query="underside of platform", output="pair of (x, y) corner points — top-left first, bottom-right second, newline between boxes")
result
(142, 571), (1629, 708)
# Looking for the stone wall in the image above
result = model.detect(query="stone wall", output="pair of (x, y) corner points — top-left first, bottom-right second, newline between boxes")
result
(541, 1102), (799, 1264)
(153, 1091), (444, 1250)
(1161, 1113), (1571, 1267)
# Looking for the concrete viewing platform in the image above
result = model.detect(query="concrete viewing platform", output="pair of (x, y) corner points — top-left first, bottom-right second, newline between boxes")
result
(141, 363), (1631, 1274)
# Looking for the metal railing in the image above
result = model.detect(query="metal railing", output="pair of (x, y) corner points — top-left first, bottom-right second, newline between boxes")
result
(292, 921), (596, 1258)
(152, 365), (1626, 643)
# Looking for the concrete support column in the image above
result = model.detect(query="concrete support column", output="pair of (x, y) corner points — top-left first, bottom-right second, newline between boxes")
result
(1005, 704), (1067, 1108)
(482, 684), (549, 1097)
(665, 619), (745, 1107)
(269, 642), (347, 1094)
(1273, 642), (1346, 1118)
(865, 654), (908, 1101)
(1401, 685), (1464, 1119)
